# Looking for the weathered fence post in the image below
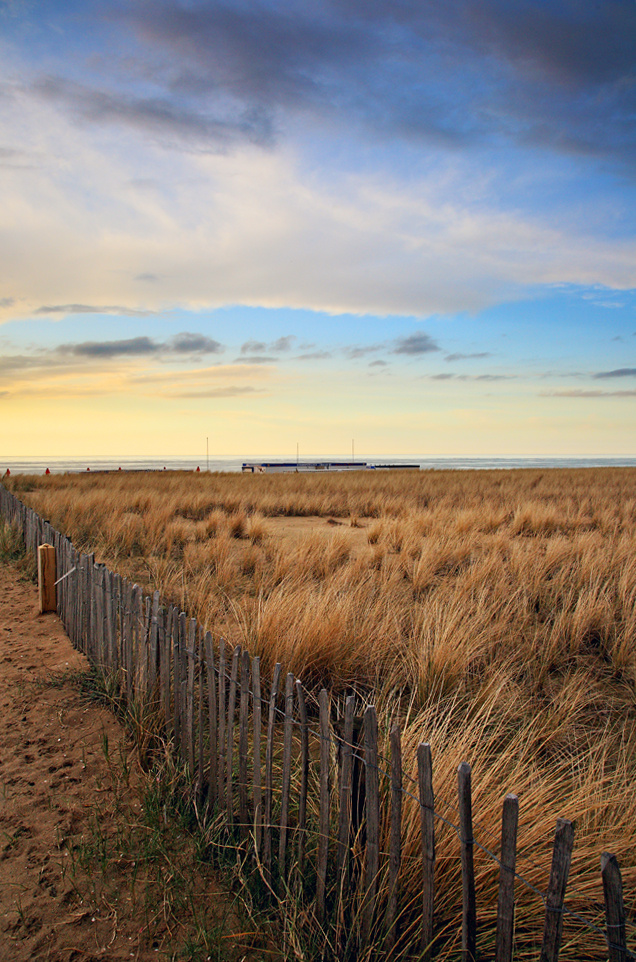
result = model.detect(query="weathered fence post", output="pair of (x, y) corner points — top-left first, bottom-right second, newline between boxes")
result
(386, 721), (402, 950)
(601, 852), (627, 962)
(239, 649), (251, 841)
(495, 793), (519, 962)
(263, 663), (282, 881)
(316, 688), (331, 925)
(295, 679), (309, 885)
(361, 705), (379, 944)
(540, 818), (575, 962)
(279, 672), (295, 880)
(418, 742), (435, 959)
(458, 761), (477, 962)
(252, 657), (262, 853)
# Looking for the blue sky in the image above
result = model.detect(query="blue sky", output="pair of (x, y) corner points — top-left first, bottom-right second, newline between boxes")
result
(0, 0), (635, 456)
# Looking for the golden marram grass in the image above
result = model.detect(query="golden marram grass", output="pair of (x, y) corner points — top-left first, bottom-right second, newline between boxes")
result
(8, 466), (636, 958)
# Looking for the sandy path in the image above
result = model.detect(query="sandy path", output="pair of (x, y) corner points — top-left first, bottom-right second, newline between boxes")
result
(0, 563), (171, 961)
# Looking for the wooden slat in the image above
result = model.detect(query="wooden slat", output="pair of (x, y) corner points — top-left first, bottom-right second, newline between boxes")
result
(263, 663), (282, 879)
(239, 650), (251, 841)
(386, 721), (402, 950)
(336, 694), (355, 885)
(197, 626), (205, 804)
(495, 793), (519, 962)
(176, 612), (187, 758)
(217, 639), (227, 806)
(161, 606), (173, 730)
(186, 618), (197, 771)
(226, 646), (241, 824)
(204, 632), (217, 808)
(458, 761), (477, 962)
(361, 705), (379, 945)
(540, 819), (575, 962)
(601, 852), (627, 962)
(148, 590), (160, 697)
(418, 742), (435, 959)
(278, 672), (295, 880)
(252, 657), (262, 853)
(295, 679), (309, 883)
(38, 543), (57, 613)
(316, 688), (331, 925)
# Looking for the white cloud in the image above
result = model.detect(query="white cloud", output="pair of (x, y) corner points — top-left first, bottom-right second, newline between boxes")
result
(2, 57), (636, 326)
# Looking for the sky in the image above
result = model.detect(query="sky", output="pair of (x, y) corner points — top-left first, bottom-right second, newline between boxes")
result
(1, 0), (635, 458)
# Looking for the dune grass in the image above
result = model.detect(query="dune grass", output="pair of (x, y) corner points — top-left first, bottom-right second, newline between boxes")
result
(6, 466), (636, 957)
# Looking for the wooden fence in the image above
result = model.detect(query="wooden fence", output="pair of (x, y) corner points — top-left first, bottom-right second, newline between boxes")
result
(0, 482), (632, 962)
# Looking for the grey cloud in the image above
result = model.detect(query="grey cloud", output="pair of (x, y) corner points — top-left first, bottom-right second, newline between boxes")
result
(445, 352), (492, 362)
(0, 297), (15, 308)
(271, 335), (296, 352)
(542, 389), (636, 398)
(393, 333), (440, 356)
(34, 303), (156, 317)
(430, 373), (455, 380)
(295, 351), (332, 361)
(165, 386), (263, 399)
(369, 359), (387, 367)
(58, 336), (159, 358)
(593, 368), (636, 379)
(56, 332), (224, 359)
(345, 344), (383, 359)
(169, 332), (223, 354)
(135, 272), (159, 282)
(29, 76), (274, 150)
(112, 0), (636, 168)
(241, 339), (267, 355)
(234, 355), (277, 364)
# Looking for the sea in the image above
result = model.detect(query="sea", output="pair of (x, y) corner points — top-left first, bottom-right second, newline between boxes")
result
(2, 455), (636, 475)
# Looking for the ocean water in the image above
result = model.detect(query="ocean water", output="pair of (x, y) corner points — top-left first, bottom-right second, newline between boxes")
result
(1, 454), (636, 475)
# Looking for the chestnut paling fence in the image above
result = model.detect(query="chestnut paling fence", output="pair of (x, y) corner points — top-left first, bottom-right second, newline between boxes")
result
(0, 481), (633, 962)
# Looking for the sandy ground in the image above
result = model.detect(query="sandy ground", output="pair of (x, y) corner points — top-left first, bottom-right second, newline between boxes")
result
(0, 561), (270, 962)
(0, 562), (169, 960)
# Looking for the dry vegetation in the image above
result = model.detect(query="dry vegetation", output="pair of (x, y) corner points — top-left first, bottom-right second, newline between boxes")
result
(6, 466), (636, 957)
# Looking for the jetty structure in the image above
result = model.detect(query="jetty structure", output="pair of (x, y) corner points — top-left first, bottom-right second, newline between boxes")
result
(241, 461), (420, 473)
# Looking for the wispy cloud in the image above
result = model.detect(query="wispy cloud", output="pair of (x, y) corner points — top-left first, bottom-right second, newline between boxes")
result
(392, 333), (440, 356)
(445, 352), (492, 362)
(593, 368), (636, 379)
(542, 389), (636, 398)
(34, 304), (157, 317)
(56, 332), (224, 359)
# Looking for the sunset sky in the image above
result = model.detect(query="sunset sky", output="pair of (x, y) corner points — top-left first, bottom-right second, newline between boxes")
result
(1, 0), (635, 458)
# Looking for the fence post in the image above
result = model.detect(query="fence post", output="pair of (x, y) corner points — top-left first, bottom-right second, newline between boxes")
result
(386, 721), (402, 950)
(601, 853), (626, 962)
(539, 818), (575, 962)
(361, 705), (379, 945)
(336, 694), (355, 889)
(295, 679), (309, 885)
(279, 672), (295, 879)
(418, 742), (435, 959)
(37, 543), (56, 613)
(252, 657), (262, 853)
(458, 761), (477, 962)
(239, 650), (251, 842)
(226, 646), (241, 825)
(495, 793), (519, 962)
(263, 663), (282, 881)
(316, 688), (331, 925)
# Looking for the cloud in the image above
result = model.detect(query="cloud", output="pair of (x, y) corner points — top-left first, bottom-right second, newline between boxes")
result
(34, 304), (156, 317)
(445, 352), (492, 362)
(135, 272), (159, 282)
(430, 372), (455, 380)
(234, 355), (277, 364)
(240, 340), (267, 355)
(110, 0), (636, 169)
(271, 335), (295, 352)
(162, 385), (264, 399)
(593, 368), (636, 379)
(0, 297), (14, 308)
(392, 333), (440, 356)
(295, 351), (332, 361)
(369, 359), (387, 367)
(28, 76), (274, 151)
(345, 344), (383, 359)
(54, 332), (224, 359)
(542, 389), (636, 398)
